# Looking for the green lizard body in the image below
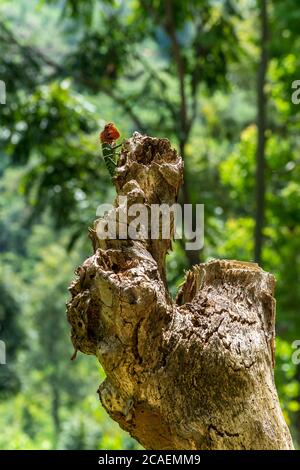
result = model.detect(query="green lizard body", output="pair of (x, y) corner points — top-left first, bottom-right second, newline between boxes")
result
(102, 143), (118, 178)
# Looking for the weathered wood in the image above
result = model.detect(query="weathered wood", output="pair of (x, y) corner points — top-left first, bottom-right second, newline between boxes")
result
(67, 133), (293, 449)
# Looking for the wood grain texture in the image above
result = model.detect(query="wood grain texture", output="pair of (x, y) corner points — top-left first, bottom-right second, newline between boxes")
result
(67, 133), (293, 449)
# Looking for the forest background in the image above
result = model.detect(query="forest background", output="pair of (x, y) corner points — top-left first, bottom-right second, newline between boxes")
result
(0, 0), (300, 450)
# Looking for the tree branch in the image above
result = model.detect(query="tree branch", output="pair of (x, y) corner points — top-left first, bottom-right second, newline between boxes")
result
(0, 21), (147, 133)
(133, 52), (178, 124)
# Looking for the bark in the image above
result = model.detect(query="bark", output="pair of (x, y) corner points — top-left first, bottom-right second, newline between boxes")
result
(67, 132), (293, 450)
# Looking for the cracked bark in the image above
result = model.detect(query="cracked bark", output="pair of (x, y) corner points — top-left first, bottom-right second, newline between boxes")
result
(67, 132), (293, 450)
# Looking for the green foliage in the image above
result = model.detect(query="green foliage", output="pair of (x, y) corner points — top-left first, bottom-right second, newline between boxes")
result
(0, 279), (22, 397)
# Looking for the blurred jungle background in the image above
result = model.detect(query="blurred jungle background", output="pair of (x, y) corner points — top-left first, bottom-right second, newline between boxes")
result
(0, 0), (300, 450)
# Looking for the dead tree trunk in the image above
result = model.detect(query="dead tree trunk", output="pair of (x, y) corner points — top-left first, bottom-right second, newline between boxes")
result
(67, 133), (293, 450)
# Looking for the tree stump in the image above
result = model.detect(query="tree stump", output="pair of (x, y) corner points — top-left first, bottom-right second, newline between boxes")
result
(67, 133), (294, 450)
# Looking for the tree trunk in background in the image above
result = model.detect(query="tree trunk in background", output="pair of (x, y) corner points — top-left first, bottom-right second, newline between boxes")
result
(67, 133), (293, 450)
(50, 380), (61, 447)
(165, 0), (201, 268)
(180, 141), (202, 267)
(254, 0), (269, 265)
